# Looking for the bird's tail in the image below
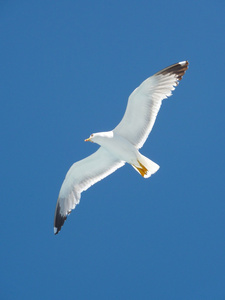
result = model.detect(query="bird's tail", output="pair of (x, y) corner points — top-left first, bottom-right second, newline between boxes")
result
(131, 153), (160, 178)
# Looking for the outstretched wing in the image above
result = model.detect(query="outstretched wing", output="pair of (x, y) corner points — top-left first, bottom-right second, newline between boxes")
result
(54, 147), (124, 234)
(114, 61), (189, 149)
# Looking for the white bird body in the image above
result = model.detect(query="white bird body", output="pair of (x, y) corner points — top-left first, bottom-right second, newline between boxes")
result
(90, 131), (159, 176)
(54, 61), (189, 234)
(91, 131), (138, 163)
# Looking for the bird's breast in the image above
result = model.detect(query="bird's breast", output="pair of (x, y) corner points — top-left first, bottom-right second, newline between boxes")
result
(100, 134), (137, 163)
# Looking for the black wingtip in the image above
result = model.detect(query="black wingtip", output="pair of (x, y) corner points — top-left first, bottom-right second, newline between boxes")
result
(54, 203), (67, 235)
(158, 61), (189, 81)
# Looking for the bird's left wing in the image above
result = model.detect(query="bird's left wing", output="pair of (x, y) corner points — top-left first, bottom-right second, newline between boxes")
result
(54, 147), (124, 234)
(114, 61), (189, 149)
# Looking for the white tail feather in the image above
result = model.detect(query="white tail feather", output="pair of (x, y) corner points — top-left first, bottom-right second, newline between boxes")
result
(132, 153), (160, 178)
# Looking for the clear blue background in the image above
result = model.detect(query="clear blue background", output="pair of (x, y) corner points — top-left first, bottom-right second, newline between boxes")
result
(1, 1), (225, 299)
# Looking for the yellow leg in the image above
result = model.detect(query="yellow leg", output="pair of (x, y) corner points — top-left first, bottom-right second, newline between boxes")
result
(132, 160), (148, 177)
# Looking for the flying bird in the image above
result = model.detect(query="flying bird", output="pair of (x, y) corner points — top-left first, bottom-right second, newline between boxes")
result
(54, 61), (189, 234)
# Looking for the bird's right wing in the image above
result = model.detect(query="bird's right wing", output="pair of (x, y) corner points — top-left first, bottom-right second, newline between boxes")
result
(114, 61), (189, 149)
(54, 147), (124, 234)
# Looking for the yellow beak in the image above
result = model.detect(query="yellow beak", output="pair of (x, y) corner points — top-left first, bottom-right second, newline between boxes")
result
(84, 138), (91, 142)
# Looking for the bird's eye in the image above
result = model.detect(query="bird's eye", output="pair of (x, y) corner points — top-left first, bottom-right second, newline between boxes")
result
(91, 134), (93, 137)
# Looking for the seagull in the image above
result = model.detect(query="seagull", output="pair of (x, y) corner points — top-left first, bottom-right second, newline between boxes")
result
(54, 61), (189, 234)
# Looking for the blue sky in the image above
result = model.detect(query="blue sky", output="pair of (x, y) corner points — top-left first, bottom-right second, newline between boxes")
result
(1, 0), (225, 299)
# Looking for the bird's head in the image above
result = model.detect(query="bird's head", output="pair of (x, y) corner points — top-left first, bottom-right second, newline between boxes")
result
(85, 131), (113, 145)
